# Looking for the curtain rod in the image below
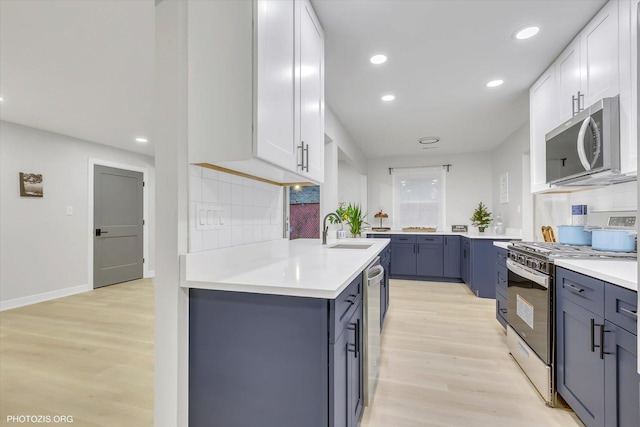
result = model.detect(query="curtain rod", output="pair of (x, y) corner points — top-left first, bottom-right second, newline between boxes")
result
(388, 164), (452, 175)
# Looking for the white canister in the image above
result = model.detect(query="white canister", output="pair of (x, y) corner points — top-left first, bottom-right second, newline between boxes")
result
(571, 205), (587, 226)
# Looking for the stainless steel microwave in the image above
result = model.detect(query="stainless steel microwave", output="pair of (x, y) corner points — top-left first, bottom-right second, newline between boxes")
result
(545, 95), (630, 186)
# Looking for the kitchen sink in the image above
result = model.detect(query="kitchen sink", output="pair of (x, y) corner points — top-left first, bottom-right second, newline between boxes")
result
(328, 243), (373, 250)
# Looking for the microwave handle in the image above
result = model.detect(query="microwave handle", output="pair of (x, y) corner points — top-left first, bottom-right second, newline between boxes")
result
(576, 116), (602, 171)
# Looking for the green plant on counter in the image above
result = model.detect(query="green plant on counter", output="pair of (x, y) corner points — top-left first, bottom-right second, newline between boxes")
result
(329, 202), (368, 237)
(470, 202), (492, 232)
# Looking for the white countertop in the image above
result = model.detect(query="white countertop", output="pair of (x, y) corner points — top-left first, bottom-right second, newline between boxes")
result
(365, 230), (521, 240)
(554, 259), (638, 292)
(493, 241), (513, 250)
(181, 238), (390, 299)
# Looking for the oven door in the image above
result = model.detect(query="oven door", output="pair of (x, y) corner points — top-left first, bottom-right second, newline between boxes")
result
(506, 259), (551, 364)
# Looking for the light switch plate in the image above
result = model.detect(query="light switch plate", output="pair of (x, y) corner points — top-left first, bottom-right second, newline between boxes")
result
(66, 206), (73, 216)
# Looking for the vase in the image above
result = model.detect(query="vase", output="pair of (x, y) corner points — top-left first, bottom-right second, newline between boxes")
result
(478, 227), (485, 233)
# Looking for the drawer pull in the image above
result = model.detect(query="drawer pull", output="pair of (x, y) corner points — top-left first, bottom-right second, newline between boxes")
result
(567, 284), (585, 294)
(499, 308), (507, 314)
(620, 307), (638, 318)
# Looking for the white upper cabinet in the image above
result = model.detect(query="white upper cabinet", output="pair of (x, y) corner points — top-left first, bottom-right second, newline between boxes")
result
(530, 66), (557, 193)
(187, 0), (325, 185)
(297, 0), (325, 183)
(556, 39), (582, 122)
(254, 0), (297, 172)
(617, 0), (638, 175)
(529, 0), (636, 192)
(579, 0), (619, 107)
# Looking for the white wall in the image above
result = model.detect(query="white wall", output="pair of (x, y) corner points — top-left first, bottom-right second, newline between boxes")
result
(325, 107), (367, 174)
(367, 152), (494, 231)
(491, 122), (530, 232)
(0, 120), (155, 308)
(338, 160), (365, 207)
(188, 166), (284, 251)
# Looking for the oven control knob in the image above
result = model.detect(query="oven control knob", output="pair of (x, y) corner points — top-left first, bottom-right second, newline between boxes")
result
(518, 255), (525, 264)
(538, 261), (546, 271)
(531, 260), (540, 270)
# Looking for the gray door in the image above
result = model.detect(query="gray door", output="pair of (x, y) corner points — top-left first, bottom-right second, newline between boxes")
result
(94, 165), (143, 288)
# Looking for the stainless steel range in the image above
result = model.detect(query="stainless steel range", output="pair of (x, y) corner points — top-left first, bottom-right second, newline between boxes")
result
(505, 229), (636, 407)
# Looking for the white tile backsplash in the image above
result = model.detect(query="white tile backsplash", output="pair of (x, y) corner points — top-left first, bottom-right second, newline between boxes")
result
(534, 180), (637, 241)
(189, 166), (285, 252)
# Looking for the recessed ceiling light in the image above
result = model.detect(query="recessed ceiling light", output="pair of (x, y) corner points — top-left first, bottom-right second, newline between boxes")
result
(486, 79), (504, 88)
(0, 96), (4, 102)
(370, 54), (387, 65)
(418, 136), (440, 144)
(381, 94), (395, 101)
(514, 26), (540, 40)
(135, 137), (149, 143)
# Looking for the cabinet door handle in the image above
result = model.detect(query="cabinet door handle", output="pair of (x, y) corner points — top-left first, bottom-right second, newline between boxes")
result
(578, 91), (584, 112)
(599, 324), (610, 360)
(297, 142), (305, 170)
(572, 94), (577, 116)
(620, 307), (638, 318)
(347, 320), (360, 358)
(590, 318), (597, 352)
(417, 244), (420, 254)
(303, 141), (309, 172)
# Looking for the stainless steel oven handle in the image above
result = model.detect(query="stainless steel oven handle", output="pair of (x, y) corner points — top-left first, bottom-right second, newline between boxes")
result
(507, 259), (549, 289)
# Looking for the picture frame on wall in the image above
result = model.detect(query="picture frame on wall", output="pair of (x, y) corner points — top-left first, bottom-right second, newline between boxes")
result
(19, 172), (43, 197)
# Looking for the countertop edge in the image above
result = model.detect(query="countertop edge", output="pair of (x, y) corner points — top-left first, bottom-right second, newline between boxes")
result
(365, 230), (521, 240)
(493, 241), (512, 250)
(554, 259), (638, 292)
(180, 239), (390, 299)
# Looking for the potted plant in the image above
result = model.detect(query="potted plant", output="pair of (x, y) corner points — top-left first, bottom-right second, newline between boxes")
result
(470, 202), (492, 232)
(330, 202), (368, 237)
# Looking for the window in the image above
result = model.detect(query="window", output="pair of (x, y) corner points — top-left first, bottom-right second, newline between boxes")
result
(391, 167), (446, 230)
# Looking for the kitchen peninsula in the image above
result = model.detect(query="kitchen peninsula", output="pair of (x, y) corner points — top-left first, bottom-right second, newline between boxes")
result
(181, 238), (390, 427)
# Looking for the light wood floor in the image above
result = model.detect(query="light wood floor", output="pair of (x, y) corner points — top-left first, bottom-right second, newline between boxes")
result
(0, 278), (582, 427)
(361, 280), (582, 427)
(0, 279), (154, 426)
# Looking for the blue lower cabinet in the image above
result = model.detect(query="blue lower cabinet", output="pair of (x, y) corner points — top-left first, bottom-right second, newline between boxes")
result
(390, 243), (416, 276)
(443, 236), (461, 278)
(557, 297), (605, 427)
(556, 268), (639, 427)
(189, 275), (365, 427)
(416, 244), (444, 277)
(495, 290), (507, 329)
(604, 320), (640, 427)
(348, 303), (364, 426)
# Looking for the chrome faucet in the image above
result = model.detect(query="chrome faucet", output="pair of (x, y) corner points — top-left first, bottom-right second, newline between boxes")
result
(322, 213), (342, 245)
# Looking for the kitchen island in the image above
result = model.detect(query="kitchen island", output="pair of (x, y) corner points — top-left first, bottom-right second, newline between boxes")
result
(181, 238), (390, 427)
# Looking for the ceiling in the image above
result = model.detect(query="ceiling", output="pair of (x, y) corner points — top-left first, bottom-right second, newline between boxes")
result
(312, 0), (607, 158)
(0, 0), (155, 156)
(0, 0), (606, 160)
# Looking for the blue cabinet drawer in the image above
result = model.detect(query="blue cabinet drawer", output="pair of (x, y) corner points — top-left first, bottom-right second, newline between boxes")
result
(496, 264), (507, 295)
(330, 274), (362, 343)
(496, 247), (507, 268)
(605, 283), (638, 335)
(496, 290), (507, 329)
(391, 235), (416, 243)
(557, 267), (605, 316)
(416, 235), (443, 244)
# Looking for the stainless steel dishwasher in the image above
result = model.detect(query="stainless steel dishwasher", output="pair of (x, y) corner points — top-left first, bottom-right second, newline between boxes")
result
(363, 257), (384, 406)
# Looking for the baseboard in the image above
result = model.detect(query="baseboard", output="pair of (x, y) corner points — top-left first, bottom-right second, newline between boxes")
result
(0, 284), (92, 312)
(145, 270), (155, 278)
